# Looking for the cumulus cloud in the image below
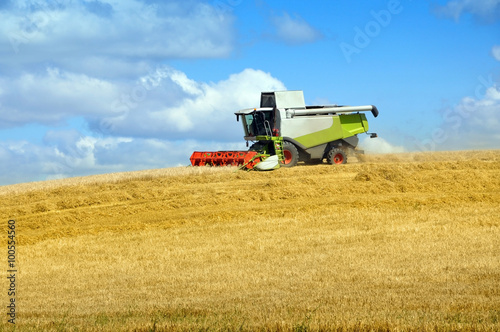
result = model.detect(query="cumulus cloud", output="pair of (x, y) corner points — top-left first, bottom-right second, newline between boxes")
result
(0, 68), (122, 127)
(434, 0), (500, 23)
(0, 65), (285, 136)
(0, 0), (235, 67)
(91, 67), (286, 141)
(270, 12), (323, 45)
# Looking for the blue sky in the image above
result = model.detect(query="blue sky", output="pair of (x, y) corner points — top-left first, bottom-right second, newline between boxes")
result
(0, 0), (499, 185)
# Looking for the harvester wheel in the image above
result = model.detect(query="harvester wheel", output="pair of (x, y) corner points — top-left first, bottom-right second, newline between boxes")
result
(281, 142), (299, 167)
(327, 148), (347, 165)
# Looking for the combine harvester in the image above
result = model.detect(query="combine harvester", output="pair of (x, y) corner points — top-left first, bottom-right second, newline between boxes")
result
(190, 90), (379, 170)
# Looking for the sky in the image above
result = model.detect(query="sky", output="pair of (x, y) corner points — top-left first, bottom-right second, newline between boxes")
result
(0, 0), (499, 185)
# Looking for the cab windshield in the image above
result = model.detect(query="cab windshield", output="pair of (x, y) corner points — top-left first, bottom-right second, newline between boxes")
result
(243, 111), (274, 137)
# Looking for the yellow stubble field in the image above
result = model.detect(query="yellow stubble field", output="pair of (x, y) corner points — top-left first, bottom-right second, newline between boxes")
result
(1, 150), (499, 331)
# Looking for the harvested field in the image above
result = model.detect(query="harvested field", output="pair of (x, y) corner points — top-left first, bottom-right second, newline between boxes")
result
(1, 150), (500, 331)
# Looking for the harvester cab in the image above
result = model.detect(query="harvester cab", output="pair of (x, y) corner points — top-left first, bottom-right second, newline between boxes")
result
(190, 90), (379, 170)
(237, 107), (277, 138)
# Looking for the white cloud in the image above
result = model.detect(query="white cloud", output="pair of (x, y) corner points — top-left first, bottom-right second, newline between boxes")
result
(492, 45), (500, 61)
(0, 67), (122, 127)
(270, 12), (323, 45)
(0, 0), (235, 66)
(94, 67), (286, 141)
(434, 0), (500, 23)
(0, 65), (286, 138)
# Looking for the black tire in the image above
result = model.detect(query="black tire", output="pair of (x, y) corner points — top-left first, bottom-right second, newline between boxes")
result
(327, 148), (347, 165)
(281, 142), (299, 167)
